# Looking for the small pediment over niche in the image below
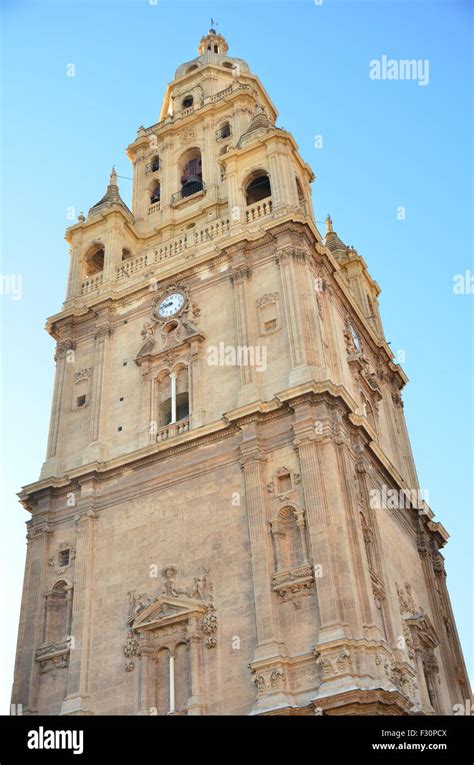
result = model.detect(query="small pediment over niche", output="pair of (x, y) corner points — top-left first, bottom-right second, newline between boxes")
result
(131, 595), (207, 632)
(405, 612), (439, 649)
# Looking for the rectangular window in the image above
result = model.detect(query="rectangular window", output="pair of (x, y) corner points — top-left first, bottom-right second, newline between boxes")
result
(76, 395), (86, 407)
(259, 300), (279, 335)
(58, 549), (70, 567)
(277, 473), (292, 494)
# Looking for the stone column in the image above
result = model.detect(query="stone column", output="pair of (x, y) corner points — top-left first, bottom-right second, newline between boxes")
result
(202, 119), (216, 195)
(65, 244), (82, 302)
(43, 338), (75, 476)
(416, 532), (464, 712)
(189, 339), (205, 428)
(292, 415), (342, 641)
(353, 440), (397, 645)
(432, 552), (472, 704)
(316, 276), (339, 382)
(231, 259), (258, 405)
(137, 642), (155, 715)
(102, 219), (121, 286)
(170, 372), (177, 423)
(41, 340), (74, 479)
(280, 149), (299, 208)
(61, 482), (97, 715)
(226, 163), (242, 230)
(411, 634), (433, 714)
(299, 256), (328, 380)
(85, 319), (113, 463)
(393, 397), (420, 489)
(336, 438), (380, 638)
(267, 148), (286, 210)
(137, 361), (152, 448)
(186, 618), (205, 715)
(159, 141), (172, 221)
(19, 516), (52, 713)
(240, 424), (281, 659)
(277, 248), (313, 386)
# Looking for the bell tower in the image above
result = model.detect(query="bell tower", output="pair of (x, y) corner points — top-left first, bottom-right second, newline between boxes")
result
(12, 31), (470, 717)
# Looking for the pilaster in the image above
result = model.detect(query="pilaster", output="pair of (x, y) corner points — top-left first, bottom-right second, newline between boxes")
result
(61, 481), (97, 715)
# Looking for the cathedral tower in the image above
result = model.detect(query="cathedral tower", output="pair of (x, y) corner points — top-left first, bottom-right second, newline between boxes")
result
(12, 30), (470, 716)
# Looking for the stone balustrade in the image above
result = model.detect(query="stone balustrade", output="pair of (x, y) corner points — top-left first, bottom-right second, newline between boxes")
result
(155, 418), (190, 443)
(80, 194), (277, 296)
(246, 197), (273, 223)
(81, 273), (103, 294)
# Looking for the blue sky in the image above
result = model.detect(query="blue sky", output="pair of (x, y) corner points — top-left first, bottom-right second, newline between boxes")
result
(1, 0), (472, 712)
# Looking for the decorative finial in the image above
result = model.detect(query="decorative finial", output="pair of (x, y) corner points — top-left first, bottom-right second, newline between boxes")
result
(210, 18), (218, 33)
(77, 211), (86, 222)
(110, 165), (117, 186)
(325, 214), (333, 233)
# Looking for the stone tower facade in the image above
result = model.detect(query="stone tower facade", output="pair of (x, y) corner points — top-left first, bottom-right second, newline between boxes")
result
(12, 30), (470, 716)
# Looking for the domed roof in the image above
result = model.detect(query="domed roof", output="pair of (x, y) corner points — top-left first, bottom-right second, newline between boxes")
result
(324, 216), (356, 263)
(247, 111), (271, 131)
(174, 30), (250, 80)
(88, 167), (131, 218)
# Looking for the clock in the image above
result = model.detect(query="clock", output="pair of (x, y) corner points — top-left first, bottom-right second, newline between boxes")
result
(156, 292), (185, 318)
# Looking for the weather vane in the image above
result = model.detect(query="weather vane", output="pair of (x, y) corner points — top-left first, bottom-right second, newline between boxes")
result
(210, 18), (218, 33)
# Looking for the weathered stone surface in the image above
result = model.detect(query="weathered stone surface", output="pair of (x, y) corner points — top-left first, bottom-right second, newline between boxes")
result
(11, 30), (470, 717)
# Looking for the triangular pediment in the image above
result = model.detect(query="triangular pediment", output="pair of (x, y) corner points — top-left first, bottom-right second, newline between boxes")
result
(131, 594), (206, 631)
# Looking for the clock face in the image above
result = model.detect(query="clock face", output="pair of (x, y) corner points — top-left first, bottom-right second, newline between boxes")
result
(157, 292), (185, 318)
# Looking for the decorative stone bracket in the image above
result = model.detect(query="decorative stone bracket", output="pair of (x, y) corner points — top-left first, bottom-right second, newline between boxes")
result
(36, 637), (72, 676)
(272, 564), (314, 608)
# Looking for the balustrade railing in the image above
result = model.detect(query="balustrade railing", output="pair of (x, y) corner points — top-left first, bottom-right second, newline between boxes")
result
(245, 196), (273, 222)
(145, 159), (160, 173)
(81, 273), (103, 294)
(112, 217), (231, 284)
(171, 181), (206, 205)
(156, 418), (190, 442)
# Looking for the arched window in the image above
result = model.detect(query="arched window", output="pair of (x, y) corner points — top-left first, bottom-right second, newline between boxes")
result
(186, 64), (199, 74)
(44, 581), (72, 645)
(155, 647), (170, 715)
(296, 177), (306, 208)
(122, 248), (132, 261)
(216, 121), (231, 140)
(84, 245), (104, 276)
(179, 148), (203, 198)
(150, 181), (161, 204)
(174, 642), (191, 713)
(272, 507), (306, 572)
(245, 172), (271, 206)
(154, 643), (191, 715)
(182, 95), (194, 109)
(150, 155), (160, 172)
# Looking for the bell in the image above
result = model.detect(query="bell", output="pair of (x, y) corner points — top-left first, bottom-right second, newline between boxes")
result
(182, 175), (203, 197)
